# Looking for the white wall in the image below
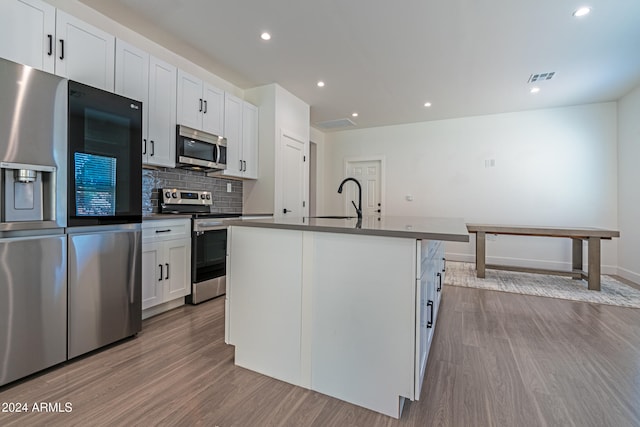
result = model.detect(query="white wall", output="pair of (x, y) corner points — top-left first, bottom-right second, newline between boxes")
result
(323, 103), (619, 273)
(310, 127), (327, 215)
(244, 84), (310, 214)
(617, 84), (640, 283)
(244, 84), (277, 214)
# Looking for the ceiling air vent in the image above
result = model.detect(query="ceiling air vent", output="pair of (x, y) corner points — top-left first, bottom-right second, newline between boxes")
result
(315, 118), (357, 130)
(528, 72), (555, 83)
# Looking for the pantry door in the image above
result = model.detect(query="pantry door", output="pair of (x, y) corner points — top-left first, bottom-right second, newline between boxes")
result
(279, 132), (308, 217)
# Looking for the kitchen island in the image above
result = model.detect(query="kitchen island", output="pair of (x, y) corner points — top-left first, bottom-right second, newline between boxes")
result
(224, 216), (468, 418)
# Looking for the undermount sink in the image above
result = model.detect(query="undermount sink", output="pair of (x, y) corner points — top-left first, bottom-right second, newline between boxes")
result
(307, 215), (356, 219)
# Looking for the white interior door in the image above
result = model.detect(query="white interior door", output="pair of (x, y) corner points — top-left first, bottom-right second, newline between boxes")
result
(281, 134), (307, 216)
(345, 160), (383, 217)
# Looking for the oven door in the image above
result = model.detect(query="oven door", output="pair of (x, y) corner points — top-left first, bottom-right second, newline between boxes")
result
(189, 226), (227, 304)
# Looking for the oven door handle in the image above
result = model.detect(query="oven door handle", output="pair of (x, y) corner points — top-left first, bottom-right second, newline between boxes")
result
(191, 230), (198, 281)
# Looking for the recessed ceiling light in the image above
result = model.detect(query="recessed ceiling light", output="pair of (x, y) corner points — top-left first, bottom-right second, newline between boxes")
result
(572, 6), (591, 17)
(317, 81), (325, 88)
(260, 32), (271, 41)
(424, 102), (432, 107)
(530, 87), (541, 94)
(351, 112), (358, 117)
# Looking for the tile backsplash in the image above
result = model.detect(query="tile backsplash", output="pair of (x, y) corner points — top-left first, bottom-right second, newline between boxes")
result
(142, 167), (242, 214)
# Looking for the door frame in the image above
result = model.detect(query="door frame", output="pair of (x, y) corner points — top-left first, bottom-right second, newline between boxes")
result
(343, 155), (386, 216)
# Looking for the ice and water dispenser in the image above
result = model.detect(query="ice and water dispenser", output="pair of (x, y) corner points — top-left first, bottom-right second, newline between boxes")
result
(1, 162), (56, 223)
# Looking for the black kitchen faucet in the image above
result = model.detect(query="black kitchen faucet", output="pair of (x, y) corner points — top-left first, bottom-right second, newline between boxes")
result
(337, 177), (362, 222)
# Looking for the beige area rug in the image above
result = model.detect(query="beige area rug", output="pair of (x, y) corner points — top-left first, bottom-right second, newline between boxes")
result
(445, 261), (640, 308)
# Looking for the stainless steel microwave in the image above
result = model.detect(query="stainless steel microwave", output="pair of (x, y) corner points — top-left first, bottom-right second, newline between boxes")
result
(175, 125), (227, 171)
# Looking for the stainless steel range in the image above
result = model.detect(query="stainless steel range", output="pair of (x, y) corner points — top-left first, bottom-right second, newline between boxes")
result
(161, 188), (240, 304)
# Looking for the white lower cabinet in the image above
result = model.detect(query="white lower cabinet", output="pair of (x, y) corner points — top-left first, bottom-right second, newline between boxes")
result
(142, 219), (191, 316)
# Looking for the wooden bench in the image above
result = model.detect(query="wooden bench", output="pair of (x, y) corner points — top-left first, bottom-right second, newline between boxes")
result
(466, 224), (620, 291)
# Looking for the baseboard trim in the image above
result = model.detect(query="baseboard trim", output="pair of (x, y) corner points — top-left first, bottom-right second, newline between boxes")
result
(142, 297), (185, 320)
(617, 266), (640, 286)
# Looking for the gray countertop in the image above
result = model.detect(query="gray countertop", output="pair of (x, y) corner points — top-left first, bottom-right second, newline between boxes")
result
(226, 215), (469, 242)
(142, 213), (270, 221)
(142, 213), (193, 221)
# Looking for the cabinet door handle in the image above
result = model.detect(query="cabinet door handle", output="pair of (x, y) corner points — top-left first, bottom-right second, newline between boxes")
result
(427, 300), (434, 328)
(47, 34), (53, 56)
(155, 229), (171, 233)
(165, 263), (169, 280)
(199, 98), (203, 112)
(437, 272), (442, 292)
(158, 264), (163, 281)
(442, 257), (446, 273)
(59, 39), (64, 60)
(150, 140), (155, 156)
(143, 139), (147, 155)
(283, 208), (290, 214)
(239, 160), (243, 171)
(203, 100), (207, 113)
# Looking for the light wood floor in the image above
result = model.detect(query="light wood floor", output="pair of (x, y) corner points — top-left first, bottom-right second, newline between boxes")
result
(1, 286), (639, 426)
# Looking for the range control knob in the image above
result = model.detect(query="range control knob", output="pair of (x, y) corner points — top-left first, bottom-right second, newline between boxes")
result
(164, 191), (171, 199)
(171, 192), (178, 198)
(201, 194), (206, 199)
(205, 194), (211, 200)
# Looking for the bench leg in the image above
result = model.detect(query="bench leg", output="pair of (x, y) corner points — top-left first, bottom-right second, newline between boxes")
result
(571, 238), (583, 280)
(587, 237), (601, 291)
(476, 232), (486, 278)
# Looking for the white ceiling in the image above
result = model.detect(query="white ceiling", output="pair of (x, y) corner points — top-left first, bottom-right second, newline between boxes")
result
(80, 0), (640, 131)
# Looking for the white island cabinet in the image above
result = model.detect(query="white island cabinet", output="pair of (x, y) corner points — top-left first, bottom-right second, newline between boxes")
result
(225, 216), (467, 418)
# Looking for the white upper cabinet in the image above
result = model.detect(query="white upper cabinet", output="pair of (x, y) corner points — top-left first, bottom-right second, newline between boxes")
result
(242, 101), (259, 179)
(224, 92), (243, 176)
(55, 10), (114, 91)
(202, 83), (225, 136)
(177, 69), (224, 136)
(176, 70), (202, 129)
(0, 1), (115, 91)
(115, 39), (149, 104)
(212, 93), (258, 180)
(147, 56), (177, 167)
(0, 0), (56, 72)
(115, 39), (176, 167)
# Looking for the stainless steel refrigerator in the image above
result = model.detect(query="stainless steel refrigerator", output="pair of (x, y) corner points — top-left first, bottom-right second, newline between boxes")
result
(66, 81), (142, 359)
(0, 57), (68, 386)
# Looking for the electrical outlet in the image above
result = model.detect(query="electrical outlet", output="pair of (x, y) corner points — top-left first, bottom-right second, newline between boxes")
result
(227, 183), (232, 193)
